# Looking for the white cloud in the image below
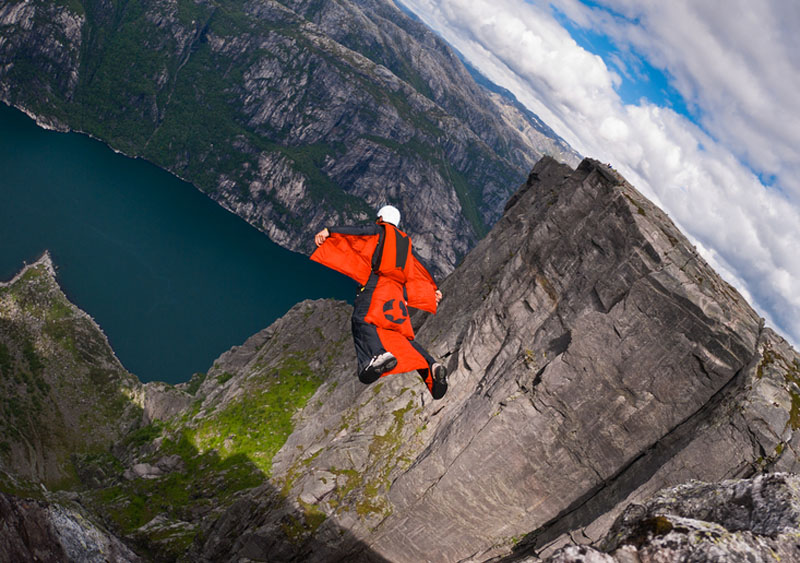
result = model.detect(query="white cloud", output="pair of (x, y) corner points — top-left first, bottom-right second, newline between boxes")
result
(553, 0), (800, 197)
(398, 0), (800, 346)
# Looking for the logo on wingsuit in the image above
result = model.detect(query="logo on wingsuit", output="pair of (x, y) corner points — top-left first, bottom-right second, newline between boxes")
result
(383, 299), (408, 324)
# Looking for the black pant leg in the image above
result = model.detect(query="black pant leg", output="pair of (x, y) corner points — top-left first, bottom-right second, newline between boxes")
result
(351, 274), (385, 373)
(409, 339), (434, 367)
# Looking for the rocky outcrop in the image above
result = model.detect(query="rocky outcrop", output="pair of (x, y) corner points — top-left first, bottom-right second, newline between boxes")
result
(181, 157), (800, 562)
(0, 491), (141, 563)
(0, 253), (142, 485)
(141, 382), (192, 425)
(542, 473), (800, 562)
(0, 0), (579, 278)
(2, 157), (800, 562)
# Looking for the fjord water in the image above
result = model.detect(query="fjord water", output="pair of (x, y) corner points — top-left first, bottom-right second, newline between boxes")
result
(0, 104), (354, 384)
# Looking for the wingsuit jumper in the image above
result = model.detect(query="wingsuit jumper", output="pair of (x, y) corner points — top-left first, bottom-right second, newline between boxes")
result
(311, 205), (448, 399)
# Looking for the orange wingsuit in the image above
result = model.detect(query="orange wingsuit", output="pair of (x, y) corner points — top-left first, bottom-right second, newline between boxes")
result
(311, 220), (441, 394)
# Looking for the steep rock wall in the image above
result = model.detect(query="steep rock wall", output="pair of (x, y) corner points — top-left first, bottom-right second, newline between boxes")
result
(0, 254), (142, 485)
(190, 157), (800, 562)
(2, 157), (799, 563)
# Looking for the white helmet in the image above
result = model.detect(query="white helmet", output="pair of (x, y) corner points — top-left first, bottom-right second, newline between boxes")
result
(377, 205), (401, 226)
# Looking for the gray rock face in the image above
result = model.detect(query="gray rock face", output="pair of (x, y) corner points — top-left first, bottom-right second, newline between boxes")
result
(358, 157), (769, 561)
(141, 381), (192, 425)
(541, 473), (800, 562)
(188, 157), (800, 562)
(3, 157), (800, 563)
(0, 1), (83, 129)
(0, 491), (142, 563)
(0, 0), (579, 278)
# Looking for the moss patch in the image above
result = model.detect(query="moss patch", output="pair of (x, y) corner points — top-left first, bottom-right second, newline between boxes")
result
(622, 516), (674, 549)
(757, 345), (800, 430)
(191, 356), (322, 475)
(88, 431), (264, 549)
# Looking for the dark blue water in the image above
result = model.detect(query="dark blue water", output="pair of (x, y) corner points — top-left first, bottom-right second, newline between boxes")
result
(0, 104), (354, 384)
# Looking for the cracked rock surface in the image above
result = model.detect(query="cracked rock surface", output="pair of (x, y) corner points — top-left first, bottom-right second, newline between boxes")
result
(540, 473), (800, 562)
(0, 491), (142, 563)
(3, 157), (800, 562)
(193, 157), (800, 562)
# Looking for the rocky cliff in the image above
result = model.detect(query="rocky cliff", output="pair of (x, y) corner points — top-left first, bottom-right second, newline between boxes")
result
(0, 254), (142, 487)
(3, 157), (800, 562)
(0, 0), (579, 277)
(543, 472), (800, 562)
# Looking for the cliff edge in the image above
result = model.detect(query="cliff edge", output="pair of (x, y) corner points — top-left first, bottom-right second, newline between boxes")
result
(2, 157), (800, 562)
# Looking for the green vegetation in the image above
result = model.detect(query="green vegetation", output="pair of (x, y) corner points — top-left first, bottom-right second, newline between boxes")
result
(756, 345), (800, 430)
(624, 193), (647, 216)
(185, 372), (207, 395)
(442, 156), (489, 237)
(123, 422), (164, 449)
(52, 0), (86, 16)
(623, 516), (674, 549)
(277, 142), (371, 216)
(313, 398), (416, 525)
(282, 498), (327, 544)
(89, 431), (263, 552)
(757, 346), (777, 379)
(0, 341), (12, 376)
(356, 400), (413, 519)
(176, 0), (211, 26)
(191, 356), (322, 474)
(84, 354), (326, 552)
(216, 371), (235, 384)
(76, 0), (168, 150)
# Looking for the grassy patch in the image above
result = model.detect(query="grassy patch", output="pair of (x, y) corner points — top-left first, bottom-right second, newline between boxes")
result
(758, 345), (800, 430)
(123, 422), (164, 449)
(216, 371), (235, 385)
(21, 338), (44, 377)
(91, 433), (263, 539)
(281, 497), (327, 544)
(191, 356), (322, 475)
(184, 372), (207, 395)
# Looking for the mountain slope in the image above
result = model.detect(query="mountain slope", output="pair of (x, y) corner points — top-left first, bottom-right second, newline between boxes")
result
(188, 157), (800, 561)
(0, 0), (579, 277)
(3, 157), (800, 562)
(0, 254), (141, 487)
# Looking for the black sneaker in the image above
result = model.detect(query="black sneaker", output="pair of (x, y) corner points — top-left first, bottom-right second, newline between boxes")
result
(359, 352), (398, 384)
(431, 362), (448, 400)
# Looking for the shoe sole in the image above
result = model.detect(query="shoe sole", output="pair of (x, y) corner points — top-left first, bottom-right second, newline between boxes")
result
(430, 365), (448, 400)
(377, 356), (398, 374)
(359, 355), (398, 384)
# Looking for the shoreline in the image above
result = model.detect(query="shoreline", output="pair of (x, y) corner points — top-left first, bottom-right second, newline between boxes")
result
(0, 250), (138, 381)
(0, 250), (56, 287)
(1, 100), (199, 186)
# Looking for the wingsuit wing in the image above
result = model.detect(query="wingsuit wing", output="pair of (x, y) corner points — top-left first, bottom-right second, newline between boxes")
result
(405, 254), (438, 314)
(309, 232), (379, 285)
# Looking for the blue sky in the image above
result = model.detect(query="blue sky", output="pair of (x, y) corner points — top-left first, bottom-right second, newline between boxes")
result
(398, 0), (800, 347)
(550, 8), (693, 119)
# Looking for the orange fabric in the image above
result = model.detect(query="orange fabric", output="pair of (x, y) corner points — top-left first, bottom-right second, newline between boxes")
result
(311, 224), (438, 315)
(405, 254), (438, 313)
(376, 329), (430, 376)
(310, 232), (379, 285)
(364, 277), (415, 339)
